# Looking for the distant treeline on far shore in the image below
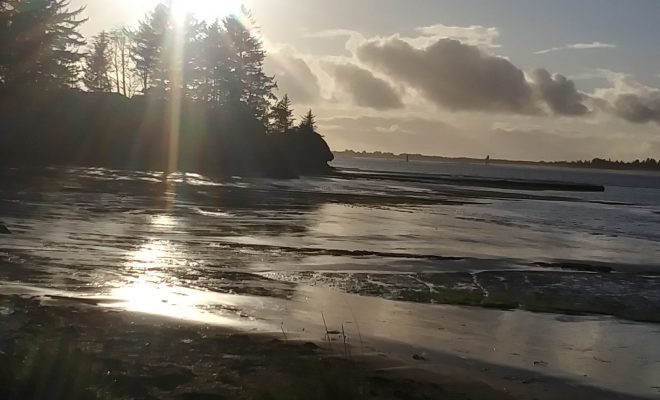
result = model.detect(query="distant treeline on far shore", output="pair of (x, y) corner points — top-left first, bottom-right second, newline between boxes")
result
(336, 150), (660, 172)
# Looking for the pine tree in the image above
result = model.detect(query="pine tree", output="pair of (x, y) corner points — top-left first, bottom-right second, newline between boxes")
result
(130, 3), (170, 93)
(83, 31), (112, 92)
(299, 109), (317, 133)
(0, 0), (86, 89)
(0, 2), (13, 85)
(179, 14), (204, 99)
(269, 94), (294, 133)
(193, 20), (230, 104)
(224, 8), (277, 122)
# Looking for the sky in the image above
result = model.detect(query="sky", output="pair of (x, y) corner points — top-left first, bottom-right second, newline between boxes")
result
(72, 0), (660, 161)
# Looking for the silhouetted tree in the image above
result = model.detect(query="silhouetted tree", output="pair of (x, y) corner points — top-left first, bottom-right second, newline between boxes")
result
(299, 109), (317, 133)
(0, 0), (86, 89)
(109, 28), (132, 96)
(83, 31), (112, 92)
(193, 20), (230, 104)
(0, 2), (13, 85)
(131, 3), (169, 93)
(270, 94), (294, 133)
(177, 14), (204, 99)
(224, 8), (276, 122)
(0, 1), (336, 177)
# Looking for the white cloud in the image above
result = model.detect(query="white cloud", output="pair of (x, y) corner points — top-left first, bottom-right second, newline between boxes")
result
(534, 42), (617, 55)
(308, 22), (501, 54)
(414, 24), (501, 48)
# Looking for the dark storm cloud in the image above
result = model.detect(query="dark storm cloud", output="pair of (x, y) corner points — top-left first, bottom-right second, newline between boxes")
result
(356, 38), (537, 114)
(530, 69), (589, 116)
(264, 50), (321, 104)
(327, 62), (403, 110)
(611, 92), (660, 124)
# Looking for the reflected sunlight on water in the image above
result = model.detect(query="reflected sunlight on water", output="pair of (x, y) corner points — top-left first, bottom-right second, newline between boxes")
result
(109, 276), (240, 325)
(151, 214), (178, 227)
(127, 241), (169, 269)
(110, 228), (256, 326)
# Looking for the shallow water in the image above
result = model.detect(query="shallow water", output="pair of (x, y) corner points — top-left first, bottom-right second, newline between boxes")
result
(1, 161), (660, 397)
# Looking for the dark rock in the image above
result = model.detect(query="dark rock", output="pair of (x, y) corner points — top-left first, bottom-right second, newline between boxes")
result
(0, 224), (10, 234)
(302, 342), (319, 351)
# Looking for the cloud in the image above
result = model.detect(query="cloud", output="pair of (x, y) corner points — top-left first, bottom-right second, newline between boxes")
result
(264, 47), (321, 104)
(530, 69), (589, 115)
(311, 24), (500, 48)
(414, 24), (500, 48)
(325, 62), (403, 110)
(534, 42), (617, 55)
(357, 37), (537, 114)
(611, 92), (660, 124)
(304, 27), (660, 126)
(591, 70), (660, 124)
(309, 22), (501, 54)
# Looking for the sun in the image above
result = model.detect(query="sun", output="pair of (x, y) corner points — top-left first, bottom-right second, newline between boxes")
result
(171, 0), (244, 23)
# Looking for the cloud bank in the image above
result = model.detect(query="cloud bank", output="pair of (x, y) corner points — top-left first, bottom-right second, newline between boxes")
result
(325, 62), (403, 110)
(530, 69), (589, 116)
(611, 92), (660, 124)
(356, 37), (594, 116)
(272, 25), (659, 126)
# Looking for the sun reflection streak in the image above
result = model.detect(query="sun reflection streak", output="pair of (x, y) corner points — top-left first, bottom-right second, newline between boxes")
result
(114, 239), (256, 326)
(111, 276), (238, 325)
(127, 241), (169, 269)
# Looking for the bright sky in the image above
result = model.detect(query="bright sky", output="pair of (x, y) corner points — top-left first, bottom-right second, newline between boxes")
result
(73, 0), (660, 161)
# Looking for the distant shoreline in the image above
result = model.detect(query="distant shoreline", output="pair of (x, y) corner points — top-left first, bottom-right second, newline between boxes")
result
(335, 150), (660, 172)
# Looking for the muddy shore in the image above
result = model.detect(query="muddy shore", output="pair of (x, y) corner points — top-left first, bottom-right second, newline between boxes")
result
(0, 295), (644, 400)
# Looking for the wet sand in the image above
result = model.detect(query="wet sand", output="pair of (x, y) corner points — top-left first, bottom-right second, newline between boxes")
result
(1, 280), (659, 399)
(0, 294), (648, 400)
(1, 166), (659, 398)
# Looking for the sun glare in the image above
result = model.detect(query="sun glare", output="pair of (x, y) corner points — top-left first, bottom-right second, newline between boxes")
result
(171, 0), (244, 23)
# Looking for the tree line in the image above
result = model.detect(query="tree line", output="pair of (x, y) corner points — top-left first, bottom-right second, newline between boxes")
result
(0, 0), (317, 134)
(544, 158), (660, 171)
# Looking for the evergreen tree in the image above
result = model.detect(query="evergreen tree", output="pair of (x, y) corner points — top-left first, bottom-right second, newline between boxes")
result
(224, 8), (276, 122)
(269, 94), (294, 133)
(179, 14), (204, 99)
(0, 0), (86, 89)
(0, 2), (13, 85)
(83, 31), (112, 92)
(299, 109), (317, 133)
(193, 20), (230, 104)
(130, 3), (170, 93)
